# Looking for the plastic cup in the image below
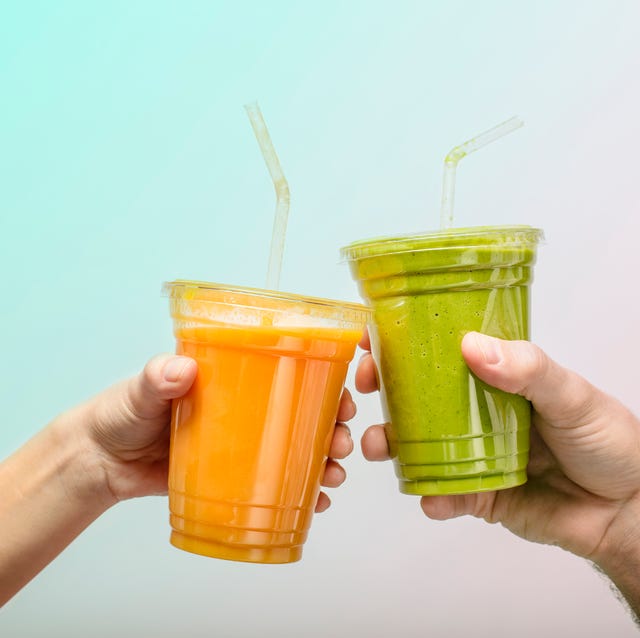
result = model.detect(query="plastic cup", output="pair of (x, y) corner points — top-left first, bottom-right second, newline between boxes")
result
(163, 280), (370, 563)
(341, 226), (543, 496)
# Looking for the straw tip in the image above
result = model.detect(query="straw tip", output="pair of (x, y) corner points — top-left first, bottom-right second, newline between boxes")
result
(506, 115), (525, 129)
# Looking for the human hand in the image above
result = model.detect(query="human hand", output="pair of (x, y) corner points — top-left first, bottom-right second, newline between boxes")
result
(0, 353), (357, 605)
(355, 330), (640, 568)
(84, 354), (355, 511)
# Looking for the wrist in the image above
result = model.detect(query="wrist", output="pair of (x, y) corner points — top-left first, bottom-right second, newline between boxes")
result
(48, 404), (119, 514)
(591, 493), (640, 601)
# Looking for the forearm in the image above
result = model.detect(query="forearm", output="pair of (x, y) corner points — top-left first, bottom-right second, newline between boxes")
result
(0, 408), (115, 606)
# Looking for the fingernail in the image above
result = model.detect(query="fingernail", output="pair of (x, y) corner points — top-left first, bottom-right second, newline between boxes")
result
(475, 333), (502, 365)
(163, 357), (190, 383)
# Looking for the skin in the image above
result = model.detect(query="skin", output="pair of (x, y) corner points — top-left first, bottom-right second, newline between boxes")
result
(356, 329), (640, 622)
(0, 354), (356, 607)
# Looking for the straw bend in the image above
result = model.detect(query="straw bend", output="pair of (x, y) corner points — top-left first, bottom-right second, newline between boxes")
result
(244, 101), (291, 291)
(440, 116), (524, 229)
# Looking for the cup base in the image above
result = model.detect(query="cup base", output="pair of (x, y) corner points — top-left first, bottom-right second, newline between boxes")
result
(398, 469), (527, 496)
(170, 531), (303, 564)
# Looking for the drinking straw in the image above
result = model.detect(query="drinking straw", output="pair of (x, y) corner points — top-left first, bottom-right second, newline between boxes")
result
(244, 101), (291, 290)
(440, 116), (523, 229)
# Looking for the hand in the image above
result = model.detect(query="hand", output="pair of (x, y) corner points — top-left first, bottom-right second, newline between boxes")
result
(356, 329), (640, 569)
(86, 354), (355, 511)
(0, 354), (357, 606)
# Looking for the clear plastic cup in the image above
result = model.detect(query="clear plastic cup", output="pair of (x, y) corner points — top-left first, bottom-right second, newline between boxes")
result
(341, 226), (543, 495)
(163, 280), (370, 563)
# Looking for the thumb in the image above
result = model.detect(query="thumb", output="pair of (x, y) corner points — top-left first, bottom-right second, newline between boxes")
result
(461, 332), (605, 427)
(123, 354), (198, 421)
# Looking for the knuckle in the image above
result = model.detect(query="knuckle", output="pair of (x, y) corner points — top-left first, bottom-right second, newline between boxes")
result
(513, 342), (549, 398)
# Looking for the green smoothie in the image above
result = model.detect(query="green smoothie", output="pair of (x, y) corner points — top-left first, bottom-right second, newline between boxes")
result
(342, 226), (543, 495)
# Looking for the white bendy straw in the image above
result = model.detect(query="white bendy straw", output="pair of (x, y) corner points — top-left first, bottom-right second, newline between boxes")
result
(440, 116), (523, 229)
(244, 101), (291, 290)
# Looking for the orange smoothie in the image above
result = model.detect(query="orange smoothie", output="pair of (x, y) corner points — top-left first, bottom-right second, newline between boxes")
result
(164, 281), (369, 564)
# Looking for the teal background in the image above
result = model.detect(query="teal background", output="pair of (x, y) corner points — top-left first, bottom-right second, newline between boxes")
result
(2, 1), (640, 636)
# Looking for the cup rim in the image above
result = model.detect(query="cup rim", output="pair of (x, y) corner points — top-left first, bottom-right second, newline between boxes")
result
(340, 225), (544, 261)
(162, 279), (371, 319)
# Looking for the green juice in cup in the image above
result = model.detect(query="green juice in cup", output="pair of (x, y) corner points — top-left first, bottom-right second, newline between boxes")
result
(342, 225), (543, 495)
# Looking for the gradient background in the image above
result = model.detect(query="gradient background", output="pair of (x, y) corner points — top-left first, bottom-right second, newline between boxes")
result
(2, 2), (640, 636)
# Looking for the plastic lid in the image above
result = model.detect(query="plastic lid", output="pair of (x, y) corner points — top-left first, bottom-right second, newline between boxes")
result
(340, 225), (544, 261)
(162, 280), (371, 327)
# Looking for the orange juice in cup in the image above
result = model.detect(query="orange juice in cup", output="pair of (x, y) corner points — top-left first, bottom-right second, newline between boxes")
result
(163, 280), (369, 564)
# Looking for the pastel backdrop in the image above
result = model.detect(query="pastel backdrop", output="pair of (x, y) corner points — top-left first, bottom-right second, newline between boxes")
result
(2, 1), (640, 636)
